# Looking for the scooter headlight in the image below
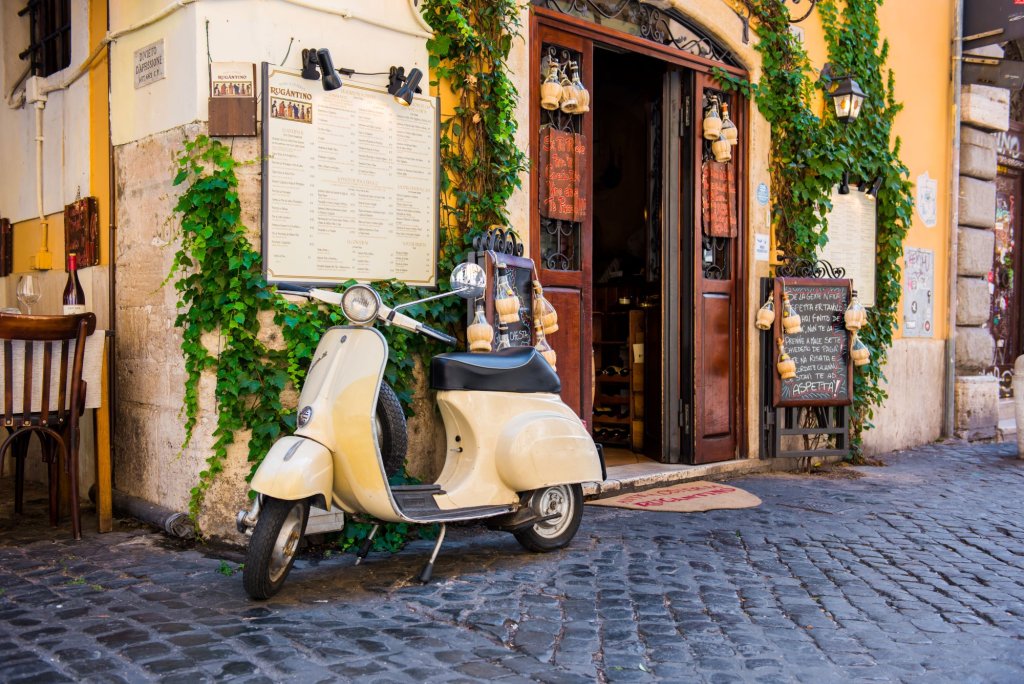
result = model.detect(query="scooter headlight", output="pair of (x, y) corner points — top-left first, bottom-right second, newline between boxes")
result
(341, 284), (381, 324)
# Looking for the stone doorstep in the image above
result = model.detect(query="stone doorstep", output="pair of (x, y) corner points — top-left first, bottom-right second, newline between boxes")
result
(582, 454), (846, 499)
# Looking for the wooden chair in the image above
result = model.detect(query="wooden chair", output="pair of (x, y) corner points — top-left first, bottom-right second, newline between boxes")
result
(0, 313), (97, 539)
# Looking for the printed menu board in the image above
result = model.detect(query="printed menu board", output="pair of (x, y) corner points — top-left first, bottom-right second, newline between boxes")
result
(773, 278), (853, 407)
(261, 64), (439, 287)
(819, 186), (877, 306)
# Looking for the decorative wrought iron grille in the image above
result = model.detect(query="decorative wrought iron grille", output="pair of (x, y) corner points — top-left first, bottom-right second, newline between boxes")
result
(18, 0), (72, 78)
(533, 0), (739, 67)
(540, 44), (583, 272)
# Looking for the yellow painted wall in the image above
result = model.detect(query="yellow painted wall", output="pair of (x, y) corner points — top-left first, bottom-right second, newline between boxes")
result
(788, 0), (956, 340)
(9, 0), (109, 274)
(90, 0), (110, 265)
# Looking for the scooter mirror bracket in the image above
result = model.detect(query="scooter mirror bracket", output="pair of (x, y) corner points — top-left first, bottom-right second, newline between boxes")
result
(392, 288), (461, 314)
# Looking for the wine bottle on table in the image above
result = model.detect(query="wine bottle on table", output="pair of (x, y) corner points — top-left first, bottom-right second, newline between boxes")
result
(63, 252), (86, 315)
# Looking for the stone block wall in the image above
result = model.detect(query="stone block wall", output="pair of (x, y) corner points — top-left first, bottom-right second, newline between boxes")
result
(954, 71), (1008, 440)
(113, 124), (446, 540)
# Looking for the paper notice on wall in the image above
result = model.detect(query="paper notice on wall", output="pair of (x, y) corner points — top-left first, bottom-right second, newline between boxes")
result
(262, 64), (439, 287)
(754, 233), (770, 261)
(903, 247), (934, 338)
(916, 171), (937, 228)
(819, 186), (877, 306)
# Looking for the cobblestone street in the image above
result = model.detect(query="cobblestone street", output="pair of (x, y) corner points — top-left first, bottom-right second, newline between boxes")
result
(2, 441), (1023, 683)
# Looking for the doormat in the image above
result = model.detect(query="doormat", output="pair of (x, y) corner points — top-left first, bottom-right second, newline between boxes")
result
(587, 481), (761, 512)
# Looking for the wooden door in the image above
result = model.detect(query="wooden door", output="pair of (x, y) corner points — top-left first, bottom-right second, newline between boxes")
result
(530, 23), (594, 421)
(684, 72), (744, 464)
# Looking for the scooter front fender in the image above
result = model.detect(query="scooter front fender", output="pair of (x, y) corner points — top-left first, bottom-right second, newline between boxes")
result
(250, 436), (333, 509)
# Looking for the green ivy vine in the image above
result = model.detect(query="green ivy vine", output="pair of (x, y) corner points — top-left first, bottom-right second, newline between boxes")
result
(168, 0), (526, 537)
(718, 0), (915, 455)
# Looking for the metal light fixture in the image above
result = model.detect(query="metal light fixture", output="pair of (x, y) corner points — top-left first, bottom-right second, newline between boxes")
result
(315, 49), (343, 91)
(866, 177), (882, 200)
(820, 63), (866, 124)
(301, 48), (321, 80)
(831, 75), (866, 123)
(838, 170), (850, 195)
(388, 66), (423, 106)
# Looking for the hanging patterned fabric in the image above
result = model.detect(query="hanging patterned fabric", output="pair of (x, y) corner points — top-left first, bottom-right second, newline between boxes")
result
(538, 126), (588, 223)
(701, 159), (737, 238)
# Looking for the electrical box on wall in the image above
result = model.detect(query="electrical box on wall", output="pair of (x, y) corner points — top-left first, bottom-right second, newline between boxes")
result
(208, 62), (257, 137)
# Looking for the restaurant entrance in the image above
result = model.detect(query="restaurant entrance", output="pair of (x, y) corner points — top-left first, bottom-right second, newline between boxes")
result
(530, 7), (746, 465)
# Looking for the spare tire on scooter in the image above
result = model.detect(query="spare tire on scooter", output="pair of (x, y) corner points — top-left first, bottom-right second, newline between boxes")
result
(376, 381), (408, 478)
(514, 484), (584, 552)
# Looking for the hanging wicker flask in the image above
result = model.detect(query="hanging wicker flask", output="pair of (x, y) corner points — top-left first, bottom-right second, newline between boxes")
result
(541, 61), (562, 110)
(703, 99), (722, 141)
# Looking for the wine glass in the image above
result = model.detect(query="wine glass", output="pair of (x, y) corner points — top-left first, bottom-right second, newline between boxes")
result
(16, 275), (40, 314)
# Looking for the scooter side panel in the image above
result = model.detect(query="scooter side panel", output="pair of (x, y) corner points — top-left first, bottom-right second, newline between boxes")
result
(435, 391), (601, 508)
(294, 326), (405, 523)
(495, 412), (604, 492)
(249, 436), (333, 507)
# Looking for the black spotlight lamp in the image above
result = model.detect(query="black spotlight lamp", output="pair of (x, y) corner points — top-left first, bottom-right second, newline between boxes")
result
(866, 177), (882, 200)
(316, 49), (343, 91)
(389, 66), (423, 106)
(301, 48), (321, 80)
(838, 170), (850, 195)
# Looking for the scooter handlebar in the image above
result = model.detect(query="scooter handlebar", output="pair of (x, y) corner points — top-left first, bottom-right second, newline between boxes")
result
(417, 323), (457, 346)
(382, 307), (457, 346)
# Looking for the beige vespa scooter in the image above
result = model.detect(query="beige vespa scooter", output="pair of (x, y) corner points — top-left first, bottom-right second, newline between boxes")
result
(237, 263), (604, 599)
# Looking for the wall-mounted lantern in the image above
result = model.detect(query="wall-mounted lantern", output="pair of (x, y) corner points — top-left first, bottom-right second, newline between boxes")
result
(821, 63), (866, 124)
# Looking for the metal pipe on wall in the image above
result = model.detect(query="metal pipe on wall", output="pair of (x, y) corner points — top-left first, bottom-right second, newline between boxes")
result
(944, 0), (964, 438)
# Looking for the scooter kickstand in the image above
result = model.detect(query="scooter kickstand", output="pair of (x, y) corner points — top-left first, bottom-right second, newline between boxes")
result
(419, 524), (447, 583)
(354, 524), (380, 565)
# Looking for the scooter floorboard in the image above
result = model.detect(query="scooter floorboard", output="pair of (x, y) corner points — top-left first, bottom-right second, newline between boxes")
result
(391, 486), (515, 522)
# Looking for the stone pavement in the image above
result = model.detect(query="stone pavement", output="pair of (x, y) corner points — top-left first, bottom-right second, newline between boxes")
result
(1, 441), (1023, 683)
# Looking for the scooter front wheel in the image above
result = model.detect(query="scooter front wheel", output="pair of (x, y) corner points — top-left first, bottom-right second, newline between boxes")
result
(513, 484), (583, 552)
(243, 497), (310, 600)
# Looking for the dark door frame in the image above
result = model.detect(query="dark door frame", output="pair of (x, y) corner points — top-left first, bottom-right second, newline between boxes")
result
(530, 6), (750, 463)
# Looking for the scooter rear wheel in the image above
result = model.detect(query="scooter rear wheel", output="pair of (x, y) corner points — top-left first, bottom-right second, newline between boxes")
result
(513, 484), (583, 552)
(243, 497), (309, 600)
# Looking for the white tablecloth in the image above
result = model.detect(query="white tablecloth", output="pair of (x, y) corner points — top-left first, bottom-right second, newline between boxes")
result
(0, 330), (105, 413)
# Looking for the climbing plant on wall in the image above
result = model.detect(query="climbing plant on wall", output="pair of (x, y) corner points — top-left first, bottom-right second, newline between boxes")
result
(168, 0), (527, 535)
(718, 0), (914, 455)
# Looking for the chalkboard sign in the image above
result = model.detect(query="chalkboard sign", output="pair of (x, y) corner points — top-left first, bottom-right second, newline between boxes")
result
(773, 278), (853, 407)
(468, 250), (536, 350)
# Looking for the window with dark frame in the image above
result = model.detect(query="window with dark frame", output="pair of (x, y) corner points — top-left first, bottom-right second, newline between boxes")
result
(18, 0), (72, 78)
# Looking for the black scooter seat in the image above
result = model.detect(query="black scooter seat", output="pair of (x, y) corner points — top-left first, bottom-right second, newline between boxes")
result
(430, 347), (561, 393)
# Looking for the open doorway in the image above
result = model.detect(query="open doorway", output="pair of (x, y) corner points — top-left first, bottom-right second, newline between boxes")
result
(590, 47), (666, 463)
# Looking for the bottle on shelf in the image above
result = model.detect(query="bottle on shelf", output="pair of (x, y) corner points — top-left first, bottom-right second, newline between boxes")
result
(63, 252), (86, 315)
